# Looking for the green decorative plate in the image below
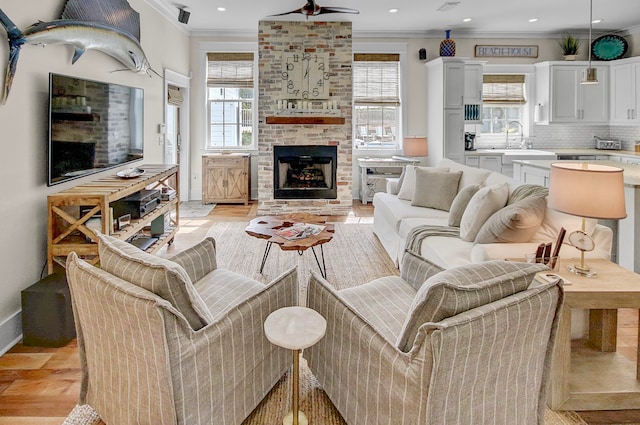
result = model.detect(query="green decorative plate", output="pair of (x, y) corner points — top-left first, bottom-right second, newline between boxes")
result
(591, 34), (628, 61)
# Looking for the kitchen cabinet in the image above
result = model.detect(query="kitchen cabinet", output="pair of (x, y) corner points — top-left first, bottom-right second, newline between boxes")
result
(610, 58), (640, 124)
(534, 62), (609, 124)
(426, 58), (467, 165)
(513, 163), (550, 187)
(465, 155), (479, 167)
(202, 153), (250, 205)
(464, 62), (484, 123)
(479, 155), (502, 173)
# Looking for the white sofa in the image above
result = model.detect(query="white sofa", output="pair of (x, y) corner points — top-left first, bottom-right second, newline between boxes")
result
(373, 158), (613, 269)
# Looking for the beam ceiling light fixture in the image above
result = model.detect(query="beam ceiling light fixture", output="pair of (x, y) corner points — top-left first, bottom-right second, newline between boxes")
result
(437, 2), (460, 12)
(581, 0), (598, 84)
(178, 7), (190, 24)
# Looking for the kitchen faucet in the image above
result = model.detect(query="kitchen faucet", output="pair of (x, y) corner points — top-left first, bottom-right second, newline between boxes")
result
(506, 120), (524, 149)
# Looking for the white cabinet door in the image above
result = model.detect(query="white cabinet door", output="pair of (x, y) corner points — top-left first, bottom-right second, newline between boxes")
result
(444, 62), (465, 109)
(547, 64), (609, 123)
(465, 155), (480, 167)
(464, 63), (483, 105)
(610, 61), (640, 124)
(551, 66), (579, 122)
(578, 66), (609, 122)
(444, 109), (465, 163)
(479, 155), (502, 173)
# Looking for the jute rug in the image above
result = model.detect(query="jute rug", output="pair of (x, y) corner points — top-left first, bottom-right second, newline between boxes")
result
(175, 200), (216, 218)
(63, 222), (588, 425)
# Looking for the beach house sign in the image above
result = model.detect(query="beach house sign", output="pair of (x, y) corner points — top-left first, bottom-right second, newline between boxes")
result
(475, 45), (538, 58)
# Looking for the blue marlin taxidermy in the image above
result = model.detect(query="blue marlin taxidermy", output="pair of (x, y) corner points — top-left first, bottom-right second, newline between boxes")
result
(0, 0), (157, 104)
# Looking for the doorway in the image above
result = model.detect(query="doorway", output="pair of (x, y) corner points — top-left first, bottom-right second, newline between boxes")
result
(164, 70), (191, 202)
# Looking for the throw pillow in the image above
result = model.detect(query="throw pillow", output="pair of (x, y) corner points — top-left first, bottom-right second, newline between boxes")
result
(396, 260), (549, 352)
(97, 233), (214, 330)
(447, 184), (480, 227)
(507, 184), (549, 205)
(411, 169), (462, 211)
(397, 165), (449, 201)
(531, 200), (598, 243)
(475, 196), (547, 243)
(459, 183), (509, 242)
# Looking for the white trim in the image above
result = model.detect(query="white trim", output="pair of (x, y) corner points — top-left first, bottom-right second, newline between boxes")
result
(199, 42), (259, 152)
(143, 0), (191, 35)
(0, 310), (22, 356)
(164, 69), (192, 202)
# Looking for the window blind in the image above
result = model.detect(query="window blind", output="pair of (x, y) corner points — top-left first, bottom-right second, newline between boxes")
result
(207, 52), (254, 88)
(167, 85), (184, 106)
(353, 54), (400, 105)
(482, 74), (526, 104)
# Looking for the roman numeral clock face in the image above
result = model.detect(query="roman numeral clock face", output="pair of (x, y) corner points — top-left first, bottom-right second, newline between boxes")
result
(281, 52), (330, 99)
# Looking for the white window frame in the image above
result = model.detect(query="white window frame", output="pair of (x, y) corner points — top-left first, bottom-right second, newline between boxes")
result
(352, 42), (407, 154)
(199, 42), (258, 152)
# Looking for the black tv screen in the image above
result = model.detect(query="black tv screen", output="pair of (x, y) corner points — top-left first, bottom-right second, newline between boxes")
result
(48, 73), (144, 186)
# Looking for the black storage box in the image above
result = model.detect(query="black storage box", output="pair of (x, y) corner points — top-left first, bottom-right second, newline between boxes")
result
(21, 273), (76, 347)
(111, 189), (161, 220)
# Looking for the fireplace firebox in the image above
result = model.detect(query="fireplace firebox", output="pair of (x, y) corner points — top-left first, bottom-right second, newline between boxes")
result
(274, 145), (337, 199)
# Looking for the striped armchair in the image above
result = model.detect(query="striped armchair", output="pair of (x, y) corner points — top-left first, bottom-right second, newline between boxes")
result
(66, 233), (298, 425)
(305, 252), (563, 425)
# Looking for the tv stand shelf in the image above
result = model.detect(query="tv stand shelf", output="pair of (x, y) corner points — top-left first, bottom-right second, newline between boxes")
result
(47, 164), (179, 273)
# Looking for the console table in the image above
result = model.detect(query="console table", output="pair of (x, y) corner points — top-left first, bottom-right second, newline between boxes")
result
(356, 157), (417, 204)
(548, 258), (640, 410)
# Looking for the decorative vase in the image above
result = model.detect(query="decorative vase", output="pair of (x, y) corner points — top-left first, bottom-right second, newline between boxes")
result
(564, 54), (576, 61)
(440, 30), (456, 57)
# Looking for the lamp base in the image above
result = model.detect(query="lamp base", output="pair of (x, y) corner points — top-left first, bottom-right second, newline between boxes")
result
(567, 263), (597, 278)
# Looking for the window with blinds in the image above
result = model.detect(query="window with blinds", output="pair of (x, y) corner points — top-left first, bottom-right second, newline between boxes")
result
(353, 53), (401, 149)
(481, 74), (527, 136)
(206, 52), (256, 149)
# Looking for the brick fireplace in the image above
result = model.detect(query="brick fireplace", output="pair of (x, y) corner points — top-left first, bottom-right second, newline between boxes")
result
(257, 20), (353, 215)
(274, 145), (337, 200)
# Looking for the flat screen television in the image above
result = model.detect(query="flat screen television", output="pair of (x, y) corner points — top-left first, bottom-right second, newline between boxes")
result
(48, 73), (144, 186)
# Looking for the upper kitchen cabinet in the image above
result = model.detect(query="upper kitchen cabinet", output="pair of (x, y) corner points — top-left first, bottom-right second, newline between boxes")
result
(610, 57), (640, 124)
(534, 62), (609, 124)
(426, 58), (466, 165)
(464, 62), (484, 123)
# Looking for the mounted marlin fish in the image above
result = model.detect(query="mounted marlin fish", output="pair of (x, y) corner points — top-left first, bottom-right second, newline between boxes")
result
(0, 0), (157, 104)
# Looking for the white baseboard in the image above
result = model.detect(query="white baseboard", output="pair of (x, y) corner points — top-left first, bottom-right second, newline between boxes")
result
(0, 310), (22, 356)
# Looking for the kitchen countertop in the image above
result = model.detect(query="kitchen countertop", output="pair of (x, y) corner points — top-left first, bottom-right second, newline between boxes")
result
(466, 148), (640, 158)
(512, 159), (640, 187)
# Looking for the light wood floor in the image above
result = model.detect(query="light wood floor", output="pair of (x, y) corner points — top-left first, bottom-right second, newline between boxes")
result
(1, 201), (639, 424)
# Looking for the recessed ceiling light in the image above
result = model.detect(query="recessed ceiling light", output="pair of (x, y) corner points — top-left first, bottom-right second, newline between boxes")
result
(592, 18), (603, 24)
(389, 8), (399, 13)
(528, 18), (539, 23)
(437, 2), (460, 12)
(462, 18), (472, 22)
(217, 7), (226, 12)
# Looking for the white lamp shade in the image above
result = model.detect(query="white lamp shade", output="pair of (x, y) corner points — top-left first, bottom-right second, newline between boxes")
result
(548, 162), (626, 219)
(403, 137), (428, 157)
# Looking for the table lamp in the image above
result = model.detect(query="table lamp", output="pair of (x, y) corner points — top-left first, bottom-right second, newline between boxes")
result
(548, 162), (626, 277)
(402, 136), (428, 157)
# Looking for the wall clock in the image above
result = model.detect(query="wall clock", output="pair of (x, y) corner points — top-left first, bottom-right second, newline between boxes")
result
(281, 52), (330, 99)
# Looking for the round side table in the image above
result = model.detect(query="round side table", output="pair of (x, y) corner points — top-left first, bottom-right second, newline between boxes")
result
(264, 306), (327, 425)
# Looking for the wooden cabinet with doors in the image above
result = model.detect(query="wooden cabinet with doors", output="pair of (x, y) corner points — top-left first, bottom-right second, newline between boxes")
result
(202, 153), (250, 205)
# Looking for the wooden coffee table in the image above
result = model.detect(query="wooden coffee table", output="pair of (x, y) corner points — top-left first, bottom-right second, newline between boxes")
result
(245, 213), (335, 278)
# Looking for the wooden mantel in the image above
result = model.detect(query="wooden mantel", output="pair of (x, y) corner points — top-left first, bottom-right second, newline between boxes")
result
(265, 116), (346, 125)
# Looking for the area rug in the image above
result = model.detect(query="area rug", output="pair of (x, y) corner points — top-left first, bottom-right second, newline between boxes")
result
(175, 200), (215, 218)
(62, 222), (590, 425)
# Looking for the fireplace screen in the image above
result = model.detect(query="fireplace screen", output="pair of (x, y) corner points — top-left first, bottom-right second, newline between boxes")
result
(274, 145), (337, 199)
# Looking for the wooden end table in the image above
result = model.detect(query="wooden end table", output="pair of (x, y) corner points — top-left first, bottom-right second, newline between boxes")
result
(245, 213), (335, 278)
(264, 307), (327, 425)
(547, 258), (640, 411)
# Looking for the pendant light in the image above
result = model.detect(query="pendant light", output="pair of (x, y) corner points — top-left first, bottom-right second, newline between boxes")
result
(581, 0), (599, 84)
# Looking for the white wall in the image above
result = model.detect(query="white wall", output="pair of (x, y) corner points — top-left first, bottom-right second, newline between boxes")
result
(0, 0), (189, 351)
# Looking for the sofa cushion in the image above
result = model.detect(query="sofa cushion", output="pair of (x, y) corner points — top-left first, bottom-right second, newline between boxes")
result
(411, 169), (462, 211)
(448, 184), (480, 227)
(437, 158), (492, 189)
(374, 192), (449, 232)
(396, 260), (548, 351)
(97, 233), (214, 330)
(459, 183), (509, 242)
(531, 200), (598, 243)
(397, 165), (449, 201)
(475, 196), (547, 243)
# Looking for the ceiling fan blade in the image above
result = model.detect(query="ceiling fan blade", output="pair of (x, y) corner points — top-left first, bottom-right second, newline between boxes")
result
(269, 7), (305, 16)
(318, 6), (359, 15)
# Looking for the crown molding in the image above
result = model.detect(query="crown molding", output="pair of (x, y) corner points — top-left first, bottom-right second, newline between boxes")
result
(143, 0), (191, 36)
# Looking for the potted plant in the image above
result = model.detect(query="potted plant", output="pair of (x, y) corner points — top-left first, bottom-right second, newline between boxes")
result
(559, 34), (580, 60)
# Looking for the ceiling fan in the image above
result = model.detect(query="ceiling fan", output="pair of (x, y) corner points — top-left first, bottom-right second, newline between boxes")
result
(270, 0), (359, 17)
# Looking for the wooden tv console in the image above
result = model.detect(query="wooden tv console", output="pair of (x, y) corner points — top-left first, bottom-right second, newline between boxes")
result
(47, 164), (179, 274)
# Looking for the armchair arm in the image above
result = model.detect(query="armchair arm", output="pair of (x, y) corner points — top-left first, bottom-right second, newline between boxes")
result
(386, 177), (401, 195)
(168, 237), (218, 282)
(400, 249), (445, 290)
